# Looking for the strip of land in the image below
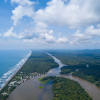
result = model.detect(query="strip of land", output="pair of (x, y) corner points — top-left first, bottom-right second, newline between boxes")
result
(0, 51), (58, 100)
(0, 50), (95, 100)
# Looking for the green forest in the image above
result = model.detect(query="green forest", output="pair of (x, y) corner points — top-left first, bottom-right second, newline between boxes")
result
(17, 51), (58, 75)
(39, 76), (92, 100)
(48, 50), (100, 87)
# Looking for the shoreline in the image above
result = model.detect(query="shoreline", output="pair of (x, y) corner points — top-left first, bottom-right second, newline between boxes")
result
(0, 50), (32, 91)
(6, 52), (100, 100)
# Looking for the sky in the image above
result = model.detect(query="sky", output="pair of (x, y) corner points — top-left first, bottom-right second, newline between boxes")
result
(0, 0), (100, 50)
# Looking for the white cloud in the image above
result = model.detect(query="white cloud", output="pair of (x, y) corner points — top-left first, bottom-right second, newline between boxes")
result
(69, 25), (100, 45)
(11, 0), (34, 6)
(35, 0), (100, 27)
(57, 37), (69, 43)
(0, 33), (2, 36)
(23, 32), (69, 45)
(40, 33), (56, 43)
(11, 5), (34, 26)
(4, 27), (18, 38)
(18, 29), (38, 39)
(4, 0), (100, 49)
(97, 24), (100, 28)
(85, 25), (100, 36)
(33, 21), (48, 33)
(58, 32), (61, 36)
(49, 30), (53, 34)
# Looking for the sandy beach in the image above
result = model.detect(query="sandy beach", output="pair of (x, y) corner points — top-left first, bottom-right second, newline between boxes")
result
(0, 51), (32, 91)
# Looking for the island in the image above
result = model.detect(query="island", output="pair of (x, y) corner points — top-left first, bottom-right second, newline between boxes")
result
(39, 76), (92, 100)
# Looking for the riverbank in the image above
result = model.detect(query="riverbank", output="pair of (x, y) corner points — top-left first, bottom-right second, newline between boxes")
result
(49, 50), (100, 88)
(8, 75), (53, 100)
(39, 76), (92, 100)
(8, 52), (95, 100)
(2, 51), (100, 100)
(48, 52), (100, 100)
(0, 51), (58, 100)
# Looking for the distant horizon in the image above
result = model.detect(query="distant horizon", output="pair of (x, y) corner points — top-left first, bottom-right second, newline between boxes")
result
(1, 48), (100, 51)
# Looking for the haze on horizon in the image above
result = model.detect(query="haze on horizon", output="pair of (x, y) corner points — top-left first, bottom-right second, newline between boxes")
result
(0, 0), (100, 50)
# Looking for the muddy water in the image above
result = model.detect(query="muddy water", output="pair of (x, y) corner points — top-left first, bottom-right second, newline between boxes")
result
(8, 53), (100, 100)
(8, 75), (53, 100)
(63, 74), (100, 100)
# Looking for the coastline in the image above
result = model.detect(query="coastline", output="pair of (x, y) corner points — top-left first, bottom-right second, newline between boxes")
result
(8, 53), (94, 100)
(0, 50), (32, 91)
(5, 52), (100, 100)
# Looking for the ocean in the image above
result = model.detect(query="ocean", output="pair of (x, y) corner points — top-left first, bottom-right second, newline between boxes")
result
(0, 50), (32, 90)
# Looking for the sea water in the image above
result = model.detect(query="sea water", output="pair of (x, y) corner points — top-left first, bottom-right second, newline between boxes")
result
(0, 50), (32, 90)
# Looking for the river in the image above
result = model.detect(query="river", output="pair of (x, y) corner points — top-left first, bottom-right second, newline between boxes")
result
(8, 53), (100, 100)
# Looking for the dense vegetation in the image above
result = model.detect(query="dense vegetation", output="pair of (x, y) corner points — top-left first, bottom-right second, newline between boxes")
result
(39, 76), (92, 100)
(0, 51), (58, 100)
(17, 51), (58, 75)
(48, 50), (100, 87)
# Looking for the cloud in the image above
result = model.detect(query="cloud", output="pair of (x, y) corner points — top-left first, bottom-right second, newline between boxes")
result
(69, 25), (100, 45)
(85, 25), (100, 36)
(39, 33), (56, 44)
(0, 33), (2, 36)
(49, 30), (53, 34)
(11, 5), (34, 26)
(35, 0), (100, 27)
(4, 0), (7, 2)
(70, 33), (92, 45)
(33, 21), (48, 33)
(11, 0), (34, 6)
(4, 0), (100, 49)
(57, 37), (69, 43)
(58, 32), (61, 36)
(18, 29), (38, 39)
(4, 27), (18, 38)
(23, 32), (69, 45)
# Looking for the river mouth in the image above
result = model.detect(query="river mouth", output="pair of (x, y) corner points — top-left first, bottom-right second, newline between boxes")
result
(8, 53), (100, 100)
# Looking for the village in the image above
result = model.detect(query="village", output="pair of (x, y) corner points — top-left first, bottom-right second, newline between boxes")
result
(1, 71), (42, 96)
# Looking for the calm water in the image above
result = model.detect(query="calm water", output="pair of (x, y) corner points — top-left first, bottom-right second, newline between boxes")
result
(0, 50), (31, 89)
(8, 53), (100, 100)
(8, 75), (53, 100)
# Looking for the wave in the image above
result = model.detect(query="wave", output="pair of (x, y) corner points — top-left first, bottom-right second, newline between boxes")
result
(0, 50), (32, 90)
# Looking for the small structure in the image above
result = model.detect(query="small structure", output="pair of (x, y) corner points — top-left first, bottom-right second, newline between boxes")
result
(76, 69), (79, 71)
(86, 64), (89, 67)
(9, 81), (17, 86)
(2, 92), (9, 96)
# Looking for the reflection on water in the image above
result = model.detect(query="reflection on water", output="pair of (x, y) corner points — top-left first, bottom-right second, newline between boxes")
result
(63, 74), (100, 100)
(8, 53), (100, 100)
(46, 53), (66, 76)
(47, 53), (100, 100)
(46, 67), (60, 76)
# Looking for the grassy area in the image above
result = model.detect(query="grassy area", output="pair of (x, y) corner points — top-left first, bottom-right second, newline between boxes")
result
(38, 86), (44, 89)
(38, 77), (51, 84)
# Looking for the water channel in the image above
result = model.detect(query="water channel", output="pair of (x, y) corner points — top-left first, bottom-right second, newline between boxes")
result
(8, 53), (100, 100)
